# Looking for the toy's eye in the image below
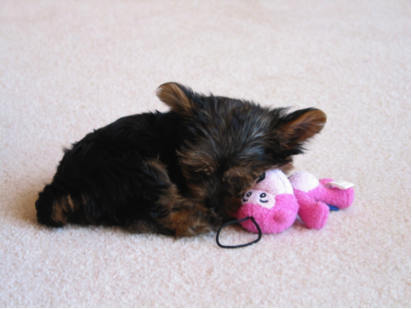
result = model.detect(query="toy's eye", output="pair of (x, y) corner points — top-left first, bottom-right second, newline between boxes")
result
(260, 193), (266, 198)
(246, 192), (252, 197)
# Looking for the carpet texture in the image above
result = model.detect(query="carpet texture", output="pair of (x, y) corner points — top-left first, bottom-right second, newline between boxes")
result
(0, 0), (410, 307)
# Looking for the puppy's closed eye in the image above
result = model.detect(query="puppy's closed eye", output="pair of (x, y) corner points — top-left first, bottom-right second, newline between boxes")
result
(256, 172), (266, 183)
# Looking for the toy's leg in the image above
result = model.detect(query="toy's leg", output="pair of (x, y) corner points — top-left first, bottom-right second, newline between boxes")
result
(289, 172), (354, 210)
(315, 179), (355, 209)
(294, 189), (329, 230)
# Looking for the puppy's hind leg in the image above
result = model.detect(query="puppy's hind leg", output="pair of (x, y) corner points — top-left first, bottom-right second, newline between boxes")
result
(35, 184), (74, 227)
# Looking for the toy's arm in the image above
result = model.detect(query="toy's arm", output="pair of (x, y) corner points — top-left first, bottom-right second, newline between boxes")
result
(294, 189), (329, 230)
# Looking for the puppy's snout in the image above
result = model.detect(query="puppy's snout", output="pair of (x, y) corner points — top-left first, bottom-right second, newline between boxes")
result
(206, 198), (220, 211)
(206, 190), (230, 212)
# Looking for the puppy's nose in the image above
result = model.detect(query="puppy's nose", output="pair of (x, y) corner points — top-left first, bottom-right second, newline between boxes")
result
(206, 198), (220, 211)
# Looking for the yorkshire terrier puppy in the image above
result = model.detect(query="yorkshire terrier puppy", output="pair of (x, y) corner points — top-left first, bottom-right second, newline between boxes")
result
(35, 82), (326, 236)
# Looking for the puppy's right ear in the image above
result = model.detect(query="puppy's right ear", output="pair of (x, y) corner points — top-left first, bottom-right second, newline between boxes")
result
(156, 82), (196, 116)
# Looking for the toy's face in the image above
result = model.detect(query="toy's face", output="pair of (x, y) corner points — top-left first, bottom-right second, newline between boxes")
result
(242, 189), (275, 209)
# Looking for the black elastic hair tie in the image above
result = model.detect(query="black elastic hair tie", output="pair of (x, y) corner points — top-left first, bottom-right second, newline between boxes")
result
(216, 216), (262, 249)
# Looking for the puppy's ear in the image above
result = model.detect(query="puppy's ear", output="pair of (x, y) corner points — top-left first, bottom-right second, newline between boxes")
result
(156, 82), (196, 116)
(279, 108), (326, 147)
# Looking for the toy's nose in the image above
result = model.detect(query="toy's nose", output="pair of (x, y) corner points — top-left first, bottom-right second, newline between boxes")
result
(242, 198), (248, 203)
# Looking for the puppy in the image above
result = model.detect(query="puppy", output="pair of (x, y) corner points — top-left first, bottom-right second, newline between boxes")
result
(35, 83), (326, 236)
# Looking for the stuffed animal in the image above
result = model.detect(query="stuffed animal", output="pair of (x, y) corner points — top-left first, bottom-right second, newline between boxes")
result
(235, 169), (355, 234)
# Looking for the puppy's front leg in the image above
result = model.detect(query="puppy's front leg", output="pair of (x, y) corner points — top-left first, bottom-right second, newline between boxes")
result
(137, 159), (220, 237)
(157, 187), (221, 237)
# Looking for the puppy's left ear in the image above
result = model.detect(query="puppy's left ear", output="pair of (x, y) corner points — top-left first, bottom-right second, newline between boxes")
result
(156, 82), (196, 117)
(279, 108), (327, 147)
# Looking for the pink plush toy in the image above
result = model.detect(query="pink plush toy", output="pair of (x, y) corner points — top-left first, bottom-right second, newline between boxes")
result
(235, 169), (355, 234)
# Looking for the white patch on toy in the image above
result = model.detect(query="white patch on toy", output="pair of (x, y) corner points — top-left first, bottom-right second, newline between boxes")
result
(325, 180), (355, 190)
(254, 169), (293, 195)
(288, 171), (319, 193)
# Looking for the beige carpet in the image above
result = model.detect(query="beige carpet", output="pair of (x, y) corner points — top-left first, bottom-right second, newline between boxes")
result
(0, 0), (410, 307)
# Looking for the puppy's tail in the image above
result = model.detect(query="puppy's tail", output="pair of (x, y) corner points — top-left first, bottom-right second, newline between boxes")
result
(35, 183), (83, 227)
